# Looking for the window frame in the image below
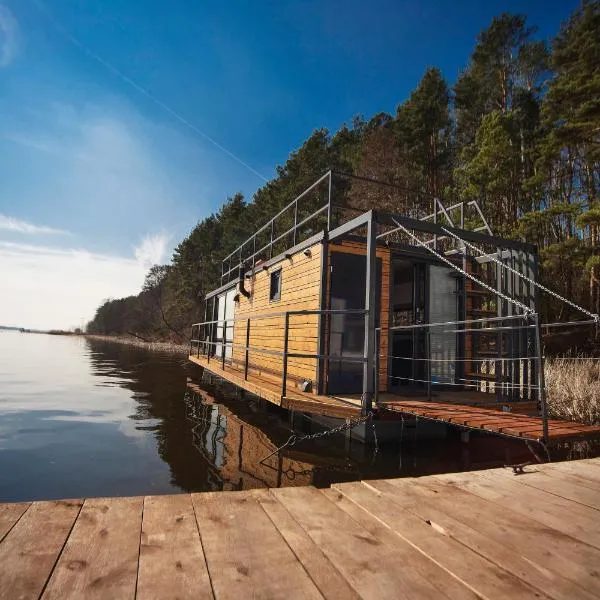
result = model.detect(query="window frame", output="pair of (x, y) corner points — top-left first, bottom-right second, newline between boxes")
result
(269, 268), (282, 302)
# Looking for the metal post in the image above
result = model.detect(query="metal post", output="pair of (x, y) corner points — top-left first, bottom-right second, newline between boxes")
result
(427, 329), (432, 401)
(244, 318), (250, 380)
(282, 313), (290, 398)
(433, 199), (437, 250)
(326, 171), (332, 231)
(293, 200), (298, 246)
(533, 312), (548, 443)
(221, 318), (226, 370)
(374, 328), (380, 406)
(531, 248), (548, 443)
(362, 212), (376, 415)
(189, 325), (194, 357)
(270, 220), (274, 259)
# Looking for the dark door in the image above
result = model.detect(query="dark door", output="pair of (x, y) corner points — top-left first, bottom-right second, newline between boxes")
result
(390, 261), (427, 390)
(327, 252), (381, 394)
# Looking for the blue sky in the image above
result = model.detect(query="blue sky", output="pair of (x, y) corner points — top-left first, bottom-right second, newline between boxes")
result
(0, 0), (580, 329)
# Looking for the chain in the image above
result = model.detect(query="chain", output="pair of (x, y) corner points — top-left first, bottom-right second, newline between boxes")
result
(440, 226), (599, 322)
(259, 411), (376, 465)
(391, 219), (533, 314)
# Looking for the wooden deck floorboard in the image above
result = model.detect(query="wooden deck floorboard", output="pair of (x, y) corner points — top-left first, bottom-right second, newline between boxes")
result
(1, 459), (600, 598)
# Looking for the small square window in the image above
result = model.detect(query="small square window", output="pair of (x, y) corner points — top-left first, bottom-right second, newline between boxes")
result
(269, 269), (282, 302)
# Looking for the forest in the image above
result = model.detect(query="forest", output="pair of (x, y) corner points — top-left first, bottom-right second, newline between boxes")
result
(87, 3), (600, 343)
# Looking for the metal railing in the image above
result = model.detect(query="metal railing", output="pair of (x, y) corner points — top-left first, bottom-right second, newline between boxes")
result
(190, 308), (370, 410)
(220, 172), (333, 285)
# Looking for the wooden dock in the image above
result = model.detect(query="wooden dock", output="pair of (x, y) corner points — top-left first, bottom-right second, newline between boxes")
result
(191, 354), (600, 444)
(379, 398), (600, 443)
(2, 459), (600, 599)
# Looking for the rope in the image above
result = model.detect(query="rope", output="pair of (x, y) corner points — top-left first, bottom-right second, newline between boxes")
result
(382, 354), (537, 363)
(440, 226), (599, 323)
(387, 374), (541, 390)
(389, 219), (533, 314)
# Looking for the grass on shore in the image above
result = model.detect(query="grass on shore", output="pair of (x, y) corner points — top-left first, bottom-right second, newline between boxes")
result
(545, 358), (600, 425)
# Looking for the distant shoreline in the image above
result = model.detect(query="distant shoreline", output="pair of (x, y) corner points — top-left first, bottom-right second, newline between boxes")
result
(84, 334), (188, 354)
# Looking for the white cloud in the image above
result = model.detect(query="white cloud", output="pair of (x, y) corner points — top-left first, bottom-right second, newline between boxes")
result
(0, 5), (18, 68)
(0, 214), (69, 235)
(0, 241), (149, 330)
(134, 232), (169, 268)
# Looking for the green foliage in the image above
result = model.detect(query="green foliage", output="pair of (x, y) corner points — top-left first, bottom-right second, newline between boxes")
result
(87, 3), (600, 338)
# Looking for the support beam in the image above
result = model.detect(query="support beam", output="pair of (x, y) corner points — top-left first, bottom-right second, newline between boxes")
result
(376, 211), (535, 252)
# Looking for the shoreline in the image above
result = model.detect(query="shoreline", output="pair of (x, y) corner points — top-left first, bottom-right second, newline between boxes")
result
(84, 334), (188, 354)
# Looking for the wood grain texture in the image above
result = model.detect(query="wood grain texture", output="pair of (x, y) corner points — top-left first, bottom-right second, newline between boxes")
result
(253, 490), (360, 600)
(0, 502), (30, 542)
(373, 477), (599, 600)
(272, 485), (464, 600)
(42, 496), (143, 600)
(1, 458), (600, 599)
(137, 495), (213, 600)
(191, 490), (322, 600)
(231, 242), (322, 385)
(435, 470), (600, 550)
(331, 481), (542, 599)
(0, 499), (82, 600)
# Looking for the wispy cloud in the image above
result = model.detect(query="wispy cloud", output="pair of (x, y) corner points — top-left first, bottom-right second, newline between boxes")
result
(0, 214), (69, 235)
(0, 241), (149, 330)
(0, 5), (19, 68)
(134, 232), (170, 268)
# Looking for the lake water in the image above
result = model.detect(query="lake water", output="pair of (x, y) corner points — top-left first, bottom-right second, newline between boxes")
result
(0, 330), (536, 502)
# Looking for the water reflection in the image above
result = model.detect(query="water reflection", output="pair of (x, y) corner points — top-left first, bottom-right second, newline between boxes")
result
(0, 330), (550, 502)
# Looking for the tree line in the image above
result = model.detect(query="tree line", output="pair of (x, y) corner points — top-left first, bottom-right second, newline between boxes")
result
(87, 3), (600, 341)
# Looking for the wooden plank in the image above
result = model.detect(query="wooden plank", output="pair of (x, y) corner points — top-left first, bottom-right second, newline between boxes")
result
(272, 485), (478, 599)
(0, 502), (30, 542)
(318, 488), (479, 600)
(191, 490), (322, 600)
(329, 481), (542, 599)
(374, 477), (599, 599)
(42, 496), (143, 600)
(540, 461), (600, 489)
(252, 490), (360, 600)
(435, 470), (600, 550)
(484, 466), (600, 510)
(137, 495), (213, 600)
(0, 499), (83, 600)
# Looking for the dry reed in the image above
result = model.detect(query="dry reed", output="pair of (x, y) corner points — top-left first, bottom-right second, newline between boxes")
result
(85, 335), (188, 354)
(545, 358), (600, 425)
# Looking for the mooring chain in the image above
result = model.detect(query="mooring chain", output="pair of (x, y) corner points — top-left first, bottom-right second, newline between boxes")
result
(440, 226), (600, 322)
(259, 411), (376, 465)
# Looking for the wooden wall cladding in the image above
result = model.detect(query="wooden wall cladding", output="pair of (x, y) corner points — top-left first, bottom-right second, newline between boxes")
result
(231, 242), (322, 391)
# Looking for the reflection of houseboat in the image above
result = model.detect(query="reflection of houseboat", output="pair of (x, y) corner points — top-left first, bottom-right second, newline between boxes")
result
(189, 172), (586, 444)
(185, 382), (358, 489)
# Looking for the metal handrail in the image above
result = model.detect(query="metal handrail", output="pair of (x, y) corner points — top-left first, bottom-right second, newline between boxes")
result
(189, 307), (370, 404)
(221, 172), (333, 284)
(191, 308), (367, 329)
(220, 204), (329, 282)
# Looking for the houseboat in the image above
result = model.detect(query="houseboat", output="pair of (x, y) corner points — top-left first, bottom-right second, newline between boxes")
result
(189, 171), (566, 443)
